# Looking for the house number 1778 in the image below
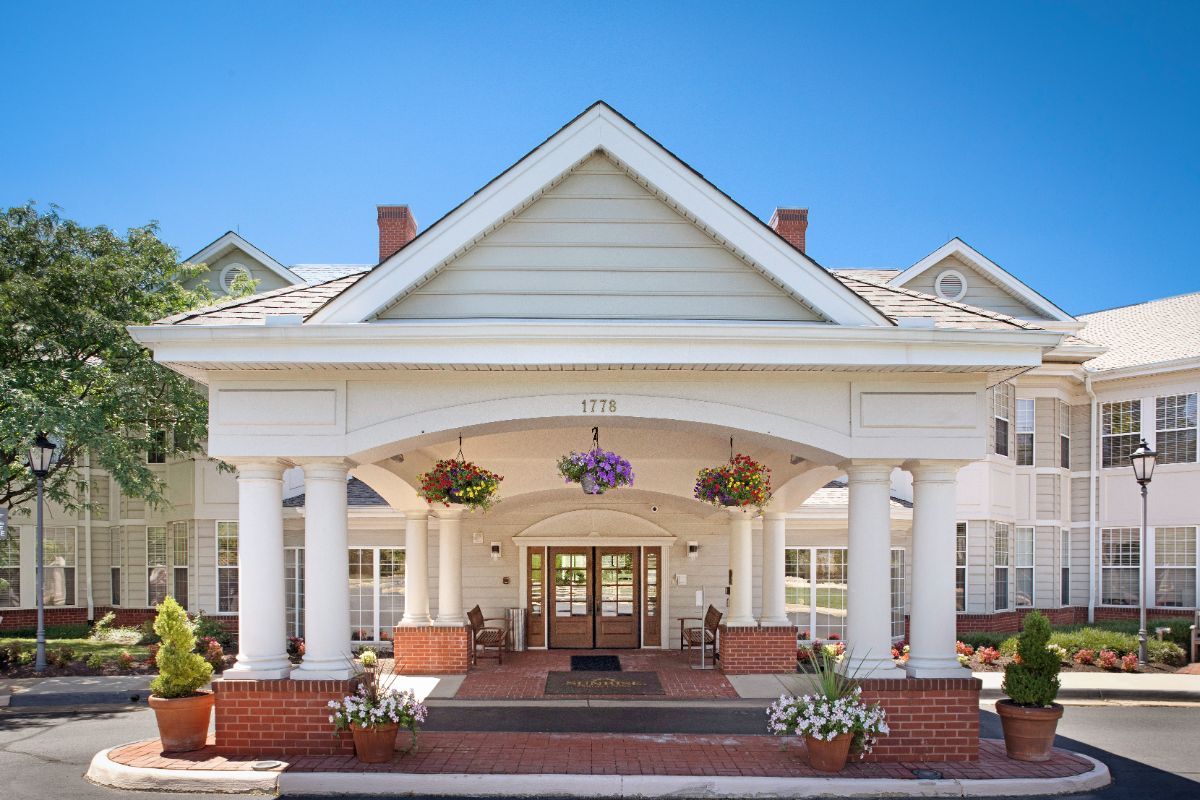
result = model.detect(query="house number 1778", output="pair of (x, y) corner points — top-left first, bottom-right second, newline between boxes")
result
(582, 399), (617, 413)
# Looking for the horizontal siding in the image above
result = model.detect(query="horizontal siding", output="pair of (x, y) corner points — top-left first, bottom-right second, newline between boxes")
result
(903, 254), (1047, 320)
(380, 153), (821, 322)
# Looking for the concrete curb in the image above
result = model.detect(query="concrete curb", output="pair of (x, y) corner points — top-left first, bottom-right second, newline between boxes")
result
(85, 746), (281, 794)
(86, 745), (1111, 798)
(979, 688), (1200, 704)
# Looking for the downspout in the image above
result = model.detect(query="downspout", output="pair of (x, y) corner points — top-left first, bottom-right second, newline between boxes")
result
(84, 454), (95, 624)
(1085, 373), (1098, 624)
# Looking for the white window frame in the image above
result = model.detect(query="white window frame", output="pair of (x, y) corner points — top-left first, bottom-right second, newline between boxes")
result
(994, 384), (1013, 458)
(1155, 393), (1198, 466)
(890, 548), (906, 640)
(1100, 527), (1141, 607)
(1153, 526), (1197, 609)
(1101, 400), (1141, 469)
(955, 522), (968, 612)
(146, 526), (168, 608)
(42, 527), (78, 607)
(0, 527), (20, 609)
(216, 521), (238, 615)
(110, 528), (124, 607)
(349, 546), (406, 643)
(1016, 398), (1035, 466)
(785, 546), (849, 642)
(994, 523), (1011, 612)
(146, 428), (168, 465)
(1059, 403), (1071, 470)
(1060, 529), (1071, 607)
(284, 546), (305, 638)
(1015, 526), (1035, 607)
(169, 521), (190, 610)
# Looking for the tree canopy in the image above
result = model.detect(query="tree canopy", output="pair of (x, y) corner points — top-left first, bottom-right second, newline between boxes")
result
(0, 203), (220, 511)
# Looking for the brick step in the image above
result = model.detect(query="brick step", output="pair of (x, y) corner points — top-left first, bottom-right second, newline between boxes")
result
(423, 705), (768, 734)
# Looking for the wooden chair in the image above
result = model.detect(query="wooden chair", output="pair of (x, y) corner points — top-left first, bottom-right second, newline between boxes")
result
(680, 605), (723, 663)
(467, 605), (509, 666)
(1191, 609), (1200, 664)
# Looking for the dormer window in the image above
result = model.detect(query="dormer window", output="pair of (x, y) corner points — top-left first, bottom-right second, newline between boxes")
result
(934, 269), (967, 301)
(219, 262), (252, 293)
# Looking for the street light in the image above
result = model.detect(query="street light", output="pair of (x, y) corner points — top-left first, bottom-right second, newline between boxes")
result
(27, 433), (56, 674)
(1129, 439), (1156, 666)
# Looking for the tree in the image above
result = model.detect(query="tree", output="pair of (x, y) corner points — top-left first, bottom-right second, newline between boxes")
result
(0, 203), (218, 511)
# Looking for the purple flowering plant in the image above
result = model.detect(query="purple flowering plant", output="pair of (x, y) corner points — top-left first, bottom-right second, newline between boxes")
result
(556, 448), (634, 494)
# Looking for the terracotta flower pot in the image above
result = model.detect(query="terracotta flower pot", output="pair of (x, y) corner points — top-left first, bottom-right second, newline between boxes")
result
(804, 732), (853, 772)
(351, 723), (400, 763)
(996, 700), (1064, 762)
(148, 691), (214, 753)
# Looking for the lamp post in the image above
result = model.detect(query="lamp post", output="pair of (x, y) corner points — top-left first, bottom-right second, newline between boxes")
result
(1129, 439), (1156, 666)
(27, 433), (56, 674)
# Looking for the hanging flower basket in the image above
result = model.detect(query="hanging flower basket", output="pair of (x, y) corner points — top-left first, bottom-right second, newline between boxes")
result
(695, 453), (772, 511)
(557, 428), (634, 495)
(417, 458), (502, 511)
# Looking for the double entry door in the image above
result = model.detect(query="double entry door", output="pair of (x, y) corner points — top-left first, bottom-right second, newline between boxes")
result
(544, 547), (641, 649)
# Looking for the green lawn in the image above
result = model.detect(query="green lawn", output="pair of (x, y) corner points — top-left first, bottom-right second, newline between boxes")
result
(0, 636), (150, 661)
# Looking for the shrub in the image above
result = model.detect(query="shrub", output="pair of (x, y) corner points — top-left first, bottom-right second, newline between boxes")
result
(1121, 652), (1139, 672)
(91, 611), (117, 639)
(149, 597), (213, 698)
(1073, 648), (1096, 665)
(201, 639), (225, 672)
(49, 646), (77, 668)
(288, 636), (305, 660)
(956, 631), (1008, 651)
(1046, 643), (1068, 663)
(955, 641), (975, 657)
(145, 643), (160, 665)
(17, 649), (34, 666)
(137, 619), (161, 646)
(1051, 627), (1184, 666)
(977, 646), (1001, 665)
(86, 653), (107, 670)
(1002, 611), (1060, 707)
(191, 611), (233, 649)
(1097, 649), (1119, 670)
(118, 651), (136, 670)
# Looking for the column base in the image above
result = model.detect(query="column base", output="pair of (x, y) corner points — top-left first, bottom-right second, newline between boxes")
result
(758, 616), (791, 627)
(434, 616), (465, 627)
(224, 662), (293, 681)
(724, 616), (757, 628)
(905, 658), (972, 679)
(400, 615), (434, 627)
(292, 663), (356, 681)
(846, 657), (907, 679)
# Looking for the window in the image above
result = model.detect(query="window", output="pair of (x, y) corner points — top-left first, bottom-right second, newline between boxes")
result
(284, 547), (305, 638)
(955, 522), (968, 612)
(1015, 399), (1035, 466)
(1154, 527), (1196, 608)
(1060, 403), (1071, 469)
(1156, 394), (1197, 465)
(1015, 527), (1034, 607)
(147, 428), (168, 464)
(147, 526), (168, 607)
(216, 522), (238, 613)
(43, 528), (76, 606)
(110, 528), (123, 606)
(1060, 530), (1071, 606)
(994, 383), (1013, 457)
(1101, 400), (1141, 468)
(890, 549), (905, 640)
(785, 547), (847, 641)
(994, 523), (1011, 611)
(1101, 528), (1140, 606)
(349, 547), (405, 642)
(170, 521), (190, 609)
(0, 529), (19, 609)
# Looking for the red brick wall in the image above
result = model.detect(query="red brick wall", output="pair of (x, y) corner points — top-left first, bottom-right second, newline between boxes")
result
(859, 677), (981, 762)
(377, 205), (417, 262)
(956, 606), (1193, 634)
(0, 606), (239, 635)
(719, 625), (798, 674)
(392, 625), (471, 674)
(213, 677), (359, 757)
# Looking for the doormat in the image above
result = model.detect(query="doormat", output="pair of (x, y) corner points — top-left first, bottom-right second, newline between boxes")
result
(545, 671), (664, 696)
(570, 655), (621, 672)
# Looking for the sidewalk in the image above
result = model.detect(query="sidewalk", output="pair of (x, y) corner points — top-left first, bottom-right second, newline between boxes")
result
(0, 675), (154, 708)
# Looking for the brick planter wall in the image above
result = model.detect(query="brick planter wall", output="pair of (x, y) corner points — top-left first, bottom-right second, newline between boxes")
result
(213, 677), (360, 757)
(392, 625), (471, 674)
(718, 624), (797, 674)
(956, 606), (1192, 635)
(0, 605), (240, 636)
(859, 677), (981, 762)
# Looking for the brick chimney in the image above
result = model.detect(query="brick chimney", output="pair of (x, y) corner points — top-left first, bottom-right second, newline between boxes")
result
(769, 207), (808, 253)
(377, 205), (418, 262)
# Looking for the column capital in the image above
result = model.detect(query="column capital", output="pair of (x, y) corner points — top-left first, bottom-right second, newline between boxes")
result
(432, 506), (467, 520)
(230, 459), (292, 481)
(762, 510), (788, 521)
(403, 508), (430, 521)
(300, 459), (355, 482)
(903, 459), (968, 482)
(841, 460), (898, 483)
(725, 506), (757, 519)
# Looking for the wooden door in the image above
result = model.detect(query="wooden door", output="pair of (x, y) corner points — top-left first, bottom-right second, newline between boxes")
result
(549, 548), (593, 648)
(595, 547), (639, 648)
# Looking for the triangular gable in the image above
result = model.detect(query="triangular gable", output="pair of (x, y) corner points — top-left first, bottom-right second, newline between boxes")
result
(890, 239), (1073, 322)
(185, 231), (302, 287)
(309, 102), (891, 326)
(377, 152), (825, 322)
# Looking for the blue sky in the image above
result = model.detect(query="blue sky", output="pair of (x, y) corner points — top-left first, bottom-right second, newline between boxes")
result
(2, 2), (1197, 314)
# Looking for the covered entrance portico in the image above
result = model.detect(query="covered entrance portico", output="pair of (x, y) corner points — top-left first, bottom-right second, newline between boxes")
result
(129, 103), (1067, 762)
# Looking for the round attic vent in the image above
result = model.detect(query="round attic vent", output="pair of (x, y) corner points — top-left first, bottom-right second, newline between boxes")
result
(934, 269), (967, 301)
(219, 262), (252, 293)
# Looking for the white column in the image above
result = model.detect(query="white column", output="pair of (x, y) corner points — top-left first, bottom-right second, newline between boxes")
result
(726, 508), (756, 627)
(759, 512), (789, 626)
(845, 461), (906, 677)
(904, 460), (970, 678)
(295, 461), (354, 680)
(401, 509), (432, 626)
(226, 461), (291, 680)
(434, 507), (466, 626)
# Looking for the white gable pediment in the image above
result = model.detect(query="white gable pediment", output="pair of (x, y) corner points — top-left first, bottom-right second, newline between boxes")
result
(377, 153), (824, 322)
(309, 103), (891, 327)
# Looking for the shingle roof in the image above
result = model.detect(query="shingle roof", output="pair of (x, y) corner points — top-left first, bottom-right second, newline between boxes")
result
(283, 477), (388, 508)
(833, 274), (1043, 331)
(831, 268), (902, 283)
(1077, 292), (1200, 372)
(157, 272), (368, 326)
(291, 264), (373, 283)
(803, 480), (912, 510)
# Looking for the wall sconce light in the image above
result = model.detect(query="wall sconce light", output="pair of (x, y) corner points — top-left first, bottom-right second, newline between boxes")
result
(490, 542), (502, 560)
(687, 541), (699, 559)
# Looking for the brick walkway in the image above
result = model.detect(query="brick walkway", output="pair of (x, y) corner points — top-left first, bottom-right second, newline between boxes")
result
(455, 649), (738, 700)
(108, 735), (1092, 780)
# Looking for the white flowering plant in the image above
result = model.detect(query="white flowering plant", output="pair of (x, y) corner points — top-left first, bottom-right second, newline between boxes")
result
(327, 650), (428, 752)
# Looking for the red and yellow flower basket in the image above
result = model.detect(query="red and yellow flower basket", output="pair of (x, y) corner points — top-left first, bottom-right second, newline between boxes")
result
(417, 458), (503, 511)
(694, 453), (772, 511)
